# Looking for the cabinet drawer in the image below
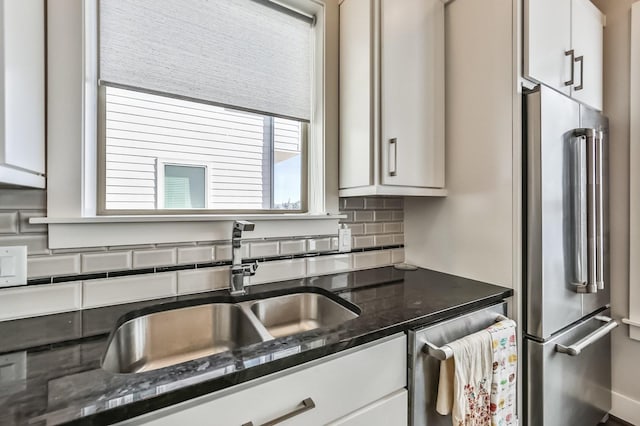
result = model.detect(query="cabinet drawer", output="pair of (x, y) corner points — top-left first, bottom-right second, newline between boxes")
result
(328, 389), (408, 426)
(124, 335), (407, 426)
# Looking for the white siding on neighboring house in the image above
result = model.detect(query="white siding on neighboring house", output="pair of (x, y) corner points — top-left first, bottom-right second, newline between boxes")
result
(103, 86), (302, 210)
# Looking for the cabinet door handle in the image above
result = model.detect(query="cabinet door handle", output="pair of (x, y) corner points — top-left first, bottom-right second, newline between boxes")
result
(242, 398), (316, 426)
(565, 49), (575, 86)
(574, 55), (584, 91)
(389, 138), (397, 177)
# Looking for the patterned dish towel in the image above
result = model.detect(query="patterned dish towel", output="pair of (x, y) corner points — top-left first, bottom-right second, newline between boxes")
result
(447, 329), (494, 426)
(435, 319), (518, 426)
(486, 320), (518, 426)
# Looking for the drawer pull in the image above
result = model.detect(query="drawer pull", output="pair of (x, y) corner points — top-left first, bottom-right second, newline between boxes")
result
(242, 398), (316, 426)
(555, 316), (618, 356)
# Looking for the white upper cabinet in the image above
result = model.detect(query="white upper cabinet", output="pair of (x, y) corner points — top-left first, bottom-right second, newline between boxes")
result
(524, 0), (572, 96)
(571, 0), (604, 111)
(339, 0), (445, 197)
(524, 0), (604, 111)
(0, 0), (45, 188)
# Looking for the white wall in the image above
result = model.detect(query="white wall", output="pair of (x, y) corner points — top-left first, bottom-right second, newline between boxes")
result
(591, 0), (640, 422)
(404, 0), (518, 289)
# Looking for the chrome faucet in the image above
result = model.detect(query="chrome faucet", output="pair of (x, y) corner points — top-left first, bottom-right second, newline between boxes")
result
(230, 220), (258, 296)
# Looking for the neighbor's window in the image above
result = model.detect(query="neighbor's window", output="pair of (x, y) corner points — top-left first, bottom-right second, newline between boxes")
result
(97, 0), (312, 213)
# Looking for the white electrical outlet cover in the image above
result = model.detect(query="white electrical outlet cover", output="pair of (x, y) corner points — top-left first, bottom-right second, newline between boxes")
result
(0, 246), (27, 287)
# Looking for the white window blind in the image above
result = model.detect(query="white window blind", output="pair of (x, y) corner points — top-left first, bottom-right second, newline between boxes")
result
(99, 0), (313, 121)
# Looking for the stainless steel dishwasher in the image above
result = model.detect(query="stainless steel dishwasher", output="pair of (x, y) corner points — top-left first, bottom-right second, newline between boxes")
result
(407, 302), (509, 426)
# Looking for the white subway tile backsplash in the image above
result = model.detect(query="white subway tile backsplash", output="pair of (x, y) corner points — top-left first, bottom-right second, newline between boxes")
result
(0, 235), (49, 255)
(364, 223), (384, 235)
(249, 241), (279, 258)
(28, 255), (81, 278)
(18, 211), (47, 234)
(307, 237), (332, 252)
(0, 194), (405, 316)
(83, 272), (177, 308)
(353, 236), (375, 248)
(177, 246), (214, 265)
(347, 223), (364, 236)
(364, 198), (384, 209)
(215, 245), (232, 261)
(250, 259), (306, 285)
(353, 211), (374, 222)
(383, 198), (403, 209)
(81, 251), (132, 274)
(280, 240), (306, 255)
(374, 235), (394, 246)
(373, 210), (393, 222)
(0, 190), (46, 209)
(307, 254), (351, 276)
(133, 249), (177, 269)
(0, 282), (81, 321)
(215, 244), (249, 261)
(353, 250), (392, 269)
(383, 222), (402, 234)
(340, 211), (354, 222)
(0, 212), (18, 234)
(391, 248), (405, 264)
(177, 267), (230, 294)
(343, 197), (365, 210)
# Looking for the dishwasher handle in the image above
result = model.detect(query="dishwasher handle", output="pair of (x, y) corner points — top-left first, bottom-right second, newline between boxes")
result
(421, 314), (510, 361)
(555, 316), (618, 356)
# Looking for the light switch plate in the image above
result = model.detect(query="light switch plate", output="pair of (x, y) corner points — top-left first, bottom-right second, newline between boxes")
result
(0, 246), (27, 287)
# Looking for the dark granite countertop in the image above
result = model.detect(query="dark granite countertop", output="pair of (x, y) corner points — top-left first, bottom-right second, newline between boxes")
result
(0, 267), (512, 425)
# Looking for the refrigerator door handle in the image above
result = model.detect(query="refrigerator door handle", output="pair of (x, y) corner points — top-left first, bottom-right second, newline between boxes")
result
(595, 129), (605, 290)
(573, 128), (598, 294)
(555, 316), (618, 356)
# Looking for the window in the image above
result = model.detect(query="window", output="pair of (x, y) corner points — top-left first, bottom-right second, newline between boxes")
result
(101, 86), (305, 211)
(159, 163), (208, 210)
(97, 0), (312, 214)
(43, 0), (339, 249)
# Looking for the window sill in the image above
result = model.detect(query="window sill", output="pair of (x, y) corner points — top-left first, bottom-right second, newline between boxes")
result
(32, 214), (344, 249)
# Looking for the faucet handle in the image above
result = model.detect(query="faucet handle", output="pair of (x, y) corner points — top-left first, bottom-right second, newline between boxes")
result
(245, 261), (258, 276)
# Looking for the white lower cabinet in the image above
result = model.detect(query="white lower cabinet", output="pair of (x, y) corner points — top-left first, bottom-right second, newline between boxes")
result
(327, 389), (408, 426)
(122, 334), (407, 426)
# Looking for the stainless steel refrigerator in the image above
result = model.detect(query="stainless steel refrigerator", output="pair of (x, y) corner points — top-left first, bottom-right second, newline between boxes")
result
(524, 85), (618, 425)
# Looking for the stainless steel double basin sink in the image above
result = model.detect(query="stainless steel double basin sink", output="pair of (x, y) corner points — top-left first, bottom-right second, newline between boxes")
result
(101, 291), (360, 374)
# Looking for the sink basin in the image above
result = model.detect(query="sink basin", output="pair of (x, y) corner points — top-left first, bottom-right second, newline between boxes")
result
(102, 303), (265, 374)
(101, 291), (360, 374)
(250, 293), (359, 338)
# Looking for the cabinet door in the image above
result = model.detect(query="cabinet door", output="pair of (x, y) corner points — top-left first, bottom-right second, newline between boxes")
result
(339, 0), (374, 190)
(571, 0), (604, 111)
(524, 0), (572, 95)
(0, 0), (45, 175)
(327, 390), (408, 426)
(380, 0), (444, 188)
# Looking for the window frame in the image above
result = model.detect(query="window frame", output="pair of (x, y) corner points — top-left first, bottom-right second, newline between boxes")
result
(41, 0), (341, 250)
